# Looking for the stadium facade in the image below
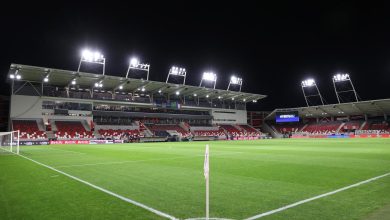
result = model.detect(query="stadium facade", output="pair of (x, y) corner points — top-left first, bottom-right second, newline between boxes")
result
(8, 64), (266, 144)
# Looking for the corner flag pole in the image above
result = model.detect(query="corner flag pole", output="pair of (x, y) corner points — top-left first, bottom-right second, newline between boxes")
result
(204, 144), (210, 220)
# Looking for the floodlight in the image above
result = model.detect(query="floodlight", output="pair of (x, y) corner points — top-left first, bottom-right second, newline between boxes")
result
(119, 85), (123, 90)
(206, 94), (209, 98)
(78, 48), (106, 75)
(175, 91), (180, 95)
(243, 99), (246, 101)
(200, 72), (217, 89)
(332, 73), (359, 103)
(167, 65), (187, 84)
(126, 57), (150, 80)
(252, 100), (257, 103)
(232, 97), (235, 100)
(94, 82), (99, 87)
(71, 80), (76, 85)
(301, 79), (315, 87)
(43, 77), (49, 82)
(218, 96), (221, 99)
(230, 75), (242, 85)
(202, 72), (216, 81)
(141, 87), (146, 92)
(16, 75), (21, 80)
(193, 93), (197, 97)
(227, 75), (243, 91)
(301, 78), (324, 106)
(158, 89), (162, 93)
(130, 58), (139, 67)
(81, 49), (104, 62)
(333, 73), (350, 82)
(9, 74), (15, 79)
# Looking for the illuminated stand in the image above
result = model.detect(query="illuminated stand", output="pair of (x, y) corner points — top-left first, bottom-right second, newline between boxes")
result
(166, 66), (187, 85)
(227, 75), (243, 92)
(332, 73), (359, 103)
(199, 72), (217, 89)
(77, 49), (106, 75)
(126, 57), (150, 80)
(301, 78), (325, 107)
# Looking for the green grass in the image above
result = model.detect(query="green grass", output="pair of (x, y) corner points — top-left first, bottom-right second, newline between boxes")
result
(1, 139), (390, 220)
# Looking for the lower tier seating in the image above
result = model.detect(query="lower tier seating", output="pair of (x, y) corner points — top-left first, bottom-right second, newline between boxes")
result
(193, 128), (226, 137)
(98, 129), (141, 139)
(55, 121), (94, 139)
(12, 120), (47, 140)
(148, 124), (191, 137)
(301, 121), (342, 134)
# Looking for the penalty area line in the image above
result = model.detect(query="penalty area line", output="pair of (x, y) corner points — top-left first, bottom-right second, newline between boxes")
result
(16, 153), (178, 220)
(244, 172), (390, 220)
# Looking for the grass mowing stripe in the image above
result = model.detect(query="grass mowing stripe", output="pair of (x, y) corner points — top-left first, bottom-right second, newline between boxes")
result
(53, 152), (243, 168)
(15, 153), (178, 220)
(244, 172), (390, 220)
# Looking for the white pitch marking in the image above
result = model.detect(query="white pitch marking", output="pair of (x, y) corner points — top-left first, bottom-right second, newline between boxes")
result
(54, 152), (243, 168)
(244, 172), (390, 220)
(16, 153), (178, 220)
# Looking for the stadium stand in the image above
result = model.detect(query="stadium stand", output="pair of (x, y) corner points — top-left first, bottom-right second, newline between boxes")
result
(238, 124), (261, 136)
(12, 120), (47, 140)
(55, 121), (94, 140)
(272, 124), (304, 134)
(220, 124), (244, 137)
(193, 127), (226, 137)
(98, 129), (141, 140)
(360, 120), (389, 133)
(301, 121), (342, 134)
(148, 124), (191, 137)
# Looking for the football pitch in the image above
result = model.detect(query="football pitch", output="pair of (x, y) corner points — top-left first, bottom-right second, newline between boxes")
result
(1, 139), (390, 220)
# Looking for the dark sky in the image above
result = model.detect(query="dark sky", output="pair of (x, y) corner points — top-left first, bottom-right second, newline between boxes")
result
(1, 1), (390, 111)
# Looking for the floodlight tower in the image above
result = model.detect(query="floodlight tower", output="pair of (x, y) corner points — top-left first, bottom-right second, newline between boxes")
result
(227, 75), (243, 92)
(301, 78), (325, 107)
(332, 73), (359, 103)
(199, 72), (217, 89)
(77, 49), (106, 75)
(166, 66), (187, 85)
(126, 57), (150, 80)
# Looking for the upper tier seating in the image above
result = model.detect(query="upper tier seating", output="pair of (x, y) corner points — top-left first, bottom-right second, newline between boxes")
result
(12, 120), (47, 140)
(55, 121), (94, 139)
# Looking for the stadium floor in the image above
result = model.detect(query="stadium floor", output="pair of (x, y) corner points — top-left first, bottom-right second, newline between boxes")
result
(1, 139), (389, 220)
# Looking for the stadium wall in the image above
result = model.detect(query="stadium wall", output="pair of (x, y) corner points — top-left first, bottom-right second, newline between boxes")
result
(10, 95), (42, 118)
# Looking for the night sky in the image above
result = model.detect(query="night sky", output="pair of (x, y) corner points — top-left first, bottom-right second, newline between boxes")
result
(1, 1), (390, 111)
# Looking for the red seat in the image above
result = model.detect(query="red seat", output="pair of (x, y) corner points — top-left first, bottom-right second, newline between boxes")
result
(55, 121), (94, 139)
(12, 120), (47, 140)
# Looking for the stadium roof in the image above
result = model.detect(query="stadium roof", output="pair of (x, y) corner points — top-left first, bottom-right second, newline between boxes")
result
(8, 64), (266, 103)
(266, 99), (390, 120)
